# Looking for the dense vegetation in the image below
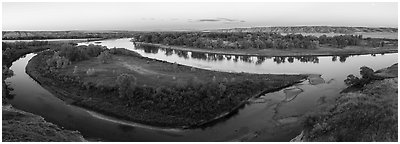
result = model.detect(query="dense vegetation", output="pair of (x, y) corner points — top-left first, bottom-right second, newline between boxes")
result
(27, 45), (306, 127)
(2, 41), (62, 67)
(133, 32), (397, 50)
(344, 66), (384, 88)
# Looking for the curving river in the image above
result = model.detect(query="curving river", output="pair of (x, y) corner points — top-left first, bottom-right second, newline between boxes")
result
(4, 38), (398, 141)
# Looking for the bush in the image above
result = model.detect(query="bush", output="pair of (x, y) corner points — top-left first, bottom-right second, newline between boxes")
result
(360, 66), (374, 79)
(344, 66), (381, 88)
(344, 74), (360, 86)
(86, 68), (96, 76)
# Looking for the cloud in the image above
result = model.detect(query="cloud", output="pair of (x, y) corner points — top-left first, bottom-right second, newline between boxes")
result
(192, 18), (245, 23)
(198, 19), (221, 22)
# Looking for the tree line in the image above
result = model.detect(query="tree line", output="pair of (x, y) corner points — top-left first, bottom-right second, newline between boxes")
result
(133, 32), (394, 50)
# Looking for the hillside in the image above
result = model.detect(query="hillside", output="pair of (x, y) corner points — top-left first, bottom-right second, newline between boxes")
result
(291, 63), (398, 142)
(210, 26), (397, 34)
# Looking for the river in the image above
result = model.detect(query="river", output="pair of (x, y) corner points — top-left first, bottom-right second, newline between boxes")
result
(4, 38), (398, 141)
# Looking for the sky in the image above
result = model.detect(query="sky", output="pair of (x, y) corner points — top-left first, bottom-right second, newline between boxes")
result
(2, 2), (398, 31)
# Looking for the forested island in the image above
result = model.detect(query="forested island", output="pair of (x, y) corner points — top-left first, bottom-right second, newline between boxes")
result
(132, 31), (397, 56)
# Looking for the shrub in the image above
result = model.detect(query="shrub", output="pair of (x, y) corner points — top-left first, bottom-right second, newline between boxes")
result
(86, 68), (96, 76)
(344, 66), (381, 87)
(344, 74), (360, 86)
(360, 66), (374, 79)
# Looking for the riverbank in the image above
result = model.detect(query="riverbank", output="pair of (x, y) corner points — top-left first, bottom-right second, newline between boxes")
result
(292, 63), (398, 142)
(26, 48), (307, 128)
(137, 42), (398, 57)
(2, 105), (86, 142)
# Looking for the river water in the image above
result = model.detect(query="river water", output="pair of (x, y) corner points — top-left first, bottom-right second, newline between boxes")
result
(4, 38), (398, 141)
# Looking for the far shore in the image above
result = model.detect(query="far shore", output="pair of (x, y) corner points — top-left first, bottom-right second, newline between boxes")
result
(136, 42), (398, 57)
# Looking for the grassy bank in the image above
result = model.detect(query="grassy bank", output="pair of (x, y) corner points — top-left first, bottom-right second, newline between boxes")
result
(137, 42), (397, 57)
(294, 63), (398, 142)
(2, 105), (86, 142)
(26, 48), (307, 128)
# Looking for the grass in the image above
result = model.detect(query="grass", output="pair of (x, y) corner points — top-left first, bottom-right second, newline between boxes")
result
(59, 54), (294, 88)
(2, 106), (85, 142)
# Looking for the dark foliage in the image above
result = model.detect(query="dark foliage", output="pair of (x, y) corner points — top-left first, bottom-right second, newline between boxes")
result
(133, 32), (395, 50)
(2, 41), (58, 67)
(344, 66), (384, 88)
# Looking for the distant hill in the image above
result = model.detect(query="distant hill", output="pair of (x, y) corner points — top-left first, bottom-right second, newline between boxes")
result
(208, 26), (398, 34)
(2, 31), (134, 40)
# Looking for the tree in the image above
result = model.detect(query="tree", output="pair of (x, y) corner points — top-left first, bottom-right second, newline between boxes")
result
(98, 50), (112, 64)
(116, 74), (137, 99)
(254, 39), (266, 49)
(56, 56), (70, 68)
(2, 65), (14, 79)
(360, 66), (374, 80)
(46, 51), (70, 69)
(344, 66), (382, 87)
(344, 74), (360, 86)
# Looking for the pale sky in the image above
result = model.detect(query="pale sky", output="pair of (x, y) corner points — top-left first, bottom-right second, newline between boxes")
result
(2, 2), (398, 31)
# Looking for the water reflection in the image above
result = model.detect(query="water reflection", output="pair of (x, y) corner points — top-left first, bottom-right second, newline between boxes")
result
(141, 45), (159, 54)
(339, 56), (348, 62)
(191, 52), (207, 60)
(135, 44), (355, 65)
(256, 56), (266, 65)
(176, 50), (189, 59)
(165, 49), (173, 56)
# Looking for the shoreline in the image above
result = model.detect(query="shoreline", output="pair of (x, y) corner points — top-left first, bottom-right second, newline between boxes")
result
(25, 51), (307, 129)
(136, 42), (398, 57)
(185, 79), (306, 129)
